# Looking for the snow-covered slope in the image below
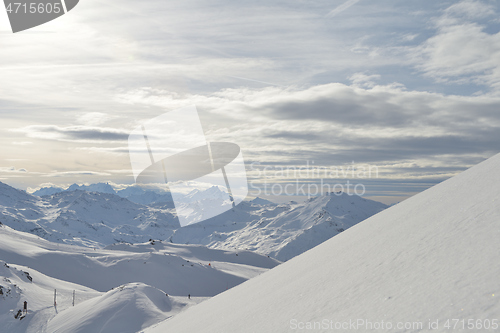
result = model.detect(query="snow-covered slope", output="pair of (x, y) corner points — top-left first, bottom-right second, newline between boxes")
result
(204, 193), (387, 261)
(117, 186), (174, 205)
(0, 223), (279, 296)
(0, 219), (278, 332)
(0, 260), (100, 333)
(145, 153), (500, 333)
(0, 233), (228, 333)
(0, 182), (39, 209)
(249, 197), (275, 205)
(0, 233), (230, 333)
(169, 193), (386, 261)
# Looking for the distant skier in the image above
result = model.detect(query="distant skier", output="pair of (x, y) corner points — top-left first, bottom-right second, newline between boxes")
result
(23, 301), (27, 314)
(188, 294), (191, 299)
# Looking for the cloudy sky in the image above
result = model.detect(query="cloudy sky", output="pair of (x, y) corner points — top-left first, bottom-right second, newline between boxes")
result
(1, 0), (499, 203)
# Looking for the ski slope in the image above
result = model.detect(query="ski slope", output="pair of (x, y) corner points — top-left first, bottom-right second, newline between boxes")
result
(145, 153), (500, 332)
(0, 258), (205, 333)
(0, 222), (279, 332)
(0, 260), (100, 333)
(0, 223), (278, 296)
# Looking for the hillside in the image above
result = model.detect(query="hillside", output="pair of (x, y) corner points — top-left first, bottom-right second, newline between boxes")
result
(46, 283), (194, 333)
(0, 253), (209, 333)
(0, 223), (278, 296)
(204, 193), (387, 261)
(145, 153), (500, 332)
(0, 210), (279, 332)
(0, 260), (100, 333)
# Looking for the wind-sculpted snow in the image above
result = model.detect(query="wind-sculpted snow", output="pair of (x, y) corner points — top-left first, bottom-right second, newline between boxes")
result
(46, 283), (192, 333)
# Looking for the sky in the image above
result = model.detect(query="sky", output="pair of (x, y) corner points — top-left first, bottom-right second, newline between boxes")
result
(1, 0), (500, 204)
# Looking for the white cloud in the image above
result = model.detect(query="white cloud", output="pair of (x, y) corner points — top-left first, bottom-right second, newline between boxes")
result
(349, 73), (382, 88)
(43, 171), (112, 177)
(77, 147), (130, 155)
(412, 1), (500, 90)
(77, 112), (116, 126)
(13, 125), (129, 143)
(0, 166), (28, 173)
(416, 23), (500, 80)
(11, 141), (32, 145)
(445, 0), (495, 20)
(114, 82), (500, 167)
(326, 0), (361, 18)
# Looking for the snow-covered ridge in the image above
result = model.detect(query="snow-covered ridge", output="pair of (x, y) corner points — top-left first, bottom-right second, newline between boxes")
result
(32, 183), (174, 206)
(46, 283), (190, 333)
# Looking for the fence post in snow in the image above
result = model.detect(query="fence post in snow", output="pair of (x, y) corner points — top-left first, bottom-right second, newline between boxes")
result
(54, 289), (57, 306)
(72, 290), (75, 306)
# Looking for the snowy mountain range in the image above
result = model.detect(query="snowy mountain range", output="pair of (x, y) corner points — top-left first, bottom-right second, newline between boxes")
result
(32, 183), (174, 206)
(1, 182), (387, 261)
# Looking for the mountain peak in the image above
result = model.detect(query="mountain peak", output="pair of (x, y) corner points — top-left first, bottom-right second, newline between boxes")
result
(249, 197), (274, 205)
(67, 182), (117, 194)
(183, 186), (228, 202)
